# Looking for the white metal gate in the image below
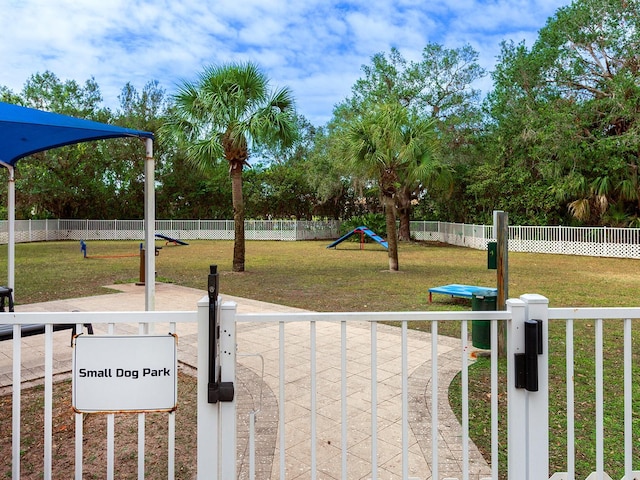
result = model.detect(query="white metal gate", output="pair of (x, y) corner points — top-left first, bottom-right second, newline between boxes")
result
(3, 296), (639, 479)
(201, 296), (640, 480)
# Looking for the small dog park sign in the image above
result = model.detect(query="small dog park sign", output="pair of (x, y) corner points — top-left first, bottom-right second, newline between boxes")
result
(73, 334), (177, 413)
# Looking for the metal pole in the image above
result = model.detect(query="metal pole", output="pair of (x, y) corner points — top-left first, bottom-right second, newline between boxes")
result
(144, 138), (155, 311)
(7, 165), (15, 293)
(496, 211), (508, 357)
(496, 211), (508, 308)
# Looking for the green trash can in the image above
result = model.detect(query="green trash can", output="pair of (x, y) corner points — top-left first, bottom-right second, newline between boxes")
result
(471, 289), (497, 349)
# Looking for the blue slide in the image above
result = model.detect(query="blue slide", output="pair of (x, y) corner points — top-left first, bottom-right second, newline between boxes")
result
(326, 226), (388, 249)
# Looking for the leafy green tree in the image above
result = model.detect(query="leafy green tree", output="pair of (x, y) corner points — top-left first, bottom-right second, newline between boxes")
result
(245, 115), (322, 220)
(162, 63), (298, 271)
(157, 156), (233, 219)
(103, 81), (170, 218)
(305, 119), (378, 219)
(244, 160), (317, 219)
(485, 0), (640, 226)
(2, 72), (113, 218)
(0, 73), (168, 220)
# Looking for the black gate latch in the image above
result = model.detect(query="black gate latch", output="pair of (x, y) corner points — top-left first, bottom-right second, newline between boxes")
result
(207, 265), (234, 404)
(515, 319), (543, 392)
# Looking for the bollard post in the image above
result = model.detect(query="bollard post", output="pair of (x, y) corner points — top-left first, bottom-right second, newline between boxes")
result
(136, 247), (145, 286)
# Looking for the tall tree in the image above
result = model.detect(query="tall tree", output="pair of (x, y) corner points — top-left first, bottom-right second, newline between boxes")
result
(162, 63), (297, 271)
(485, 0), (640, 226)
(343, 45), (482, 238)
(341, 103), (436, 271)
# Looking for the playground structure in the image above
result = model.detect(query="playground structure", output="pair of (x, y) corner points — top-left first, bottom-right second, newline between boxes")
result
(80, 240), (160, 259)
(428, 283), (498, 303)
(80, 240), (141, 259)
(80, 233), (191, 260)
(79, 237), (188, 285)
(155, 233), (189, 246)
(326, 226), (388, 250)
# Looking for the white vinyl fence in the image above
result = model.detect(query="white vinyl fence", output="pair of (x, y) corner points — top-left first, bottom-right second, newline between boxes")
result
(0, 218), (637, 258)
(410, 221), (640, 259)
(0, 219), (341, 243)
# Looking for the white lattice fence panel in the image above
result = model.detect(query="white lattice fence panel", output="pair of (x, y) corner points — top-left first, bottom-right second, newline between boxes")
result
(411, 231), (444, 242)
(295, 221), (340, 240)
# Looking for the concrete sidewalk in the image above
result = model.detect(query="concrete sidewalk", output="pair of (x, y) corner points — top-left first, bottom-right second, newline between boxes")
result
(0, 283), (491, 479)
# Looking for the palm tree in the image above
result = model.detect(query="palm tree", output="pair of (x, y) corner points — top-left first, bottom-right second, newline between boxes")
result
(163, 63), (297, 271)
(394, 151), (451, 241)
(341, 103), (437, 271)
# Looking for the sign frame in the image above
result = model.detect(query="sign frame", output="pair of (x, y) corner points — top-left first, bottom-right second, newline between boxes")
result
(72, 334), (178, 414)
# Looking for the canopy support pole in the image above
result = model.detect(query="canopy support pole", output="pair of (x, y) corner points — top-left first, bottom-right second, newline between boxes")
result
(8, 165), (14, 294)
(144, 138), (155, 312)
(1, 162), (15, 295)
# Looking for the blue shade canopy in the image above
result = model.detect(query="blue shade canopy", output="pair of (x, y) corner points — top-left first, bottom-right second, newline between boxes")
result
(0, 101), (154, 167)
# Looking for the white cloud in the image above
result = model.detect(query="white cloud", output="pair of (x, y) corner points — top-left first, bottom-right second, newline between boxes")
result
(0, 0), (571, 125)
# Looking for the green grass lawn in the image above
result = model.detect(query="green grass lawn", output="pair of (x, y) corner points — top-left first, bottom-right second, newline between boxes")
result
(2, 239), (639, 477)
(7, 239), (638, 310)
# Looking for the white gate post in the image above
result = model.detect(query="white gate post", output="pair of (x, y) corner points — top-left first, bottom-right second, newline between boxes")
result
(219, 301), (237, 479)
(522, 294), (549, 480)
(197, 297), (237, 480)
(507, 294), (549, 480)
(507, 297), (527, 479)
(197, 295), (218, 479)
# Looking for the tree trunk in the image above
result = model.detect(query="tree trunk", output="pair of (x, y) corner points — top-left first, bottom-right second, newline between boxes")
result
(397, 207), (411, 241)
(230, 163), (245, 272)
(395, 186), (413, 241)
(384, 195), (399, 271)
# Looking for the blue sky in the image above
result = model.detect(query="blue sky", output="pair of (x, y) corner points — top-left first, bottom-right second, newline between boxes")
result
(0, 0), (571, 126)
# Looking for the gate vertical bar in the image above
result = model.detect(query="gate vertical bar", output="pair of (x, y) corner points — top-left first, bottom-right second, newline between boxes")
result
(279, 321), (286, 479)
(219, 302), (237, 480)
(595, 318), (604, 476)
(461, 319), (469, 480)
(431, 321), (439, 479)
(310, 320), (317, 480)
(12, 325), (20, 479)
(341, 320), (347, 479)
(623, 318), (632, 480)
(624, 318), (633, 478)
(44, 325), (53, 480)
(566, 319), (575, 480)
(138, 324), (146, 479)
(491, 318), (498, 480)
(75, 322), (84, 479)
(168, 321), (177, 480)
(370, 321), (378, 480)
(107, 323), (115, 480)
(401, 321), (408, 480)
